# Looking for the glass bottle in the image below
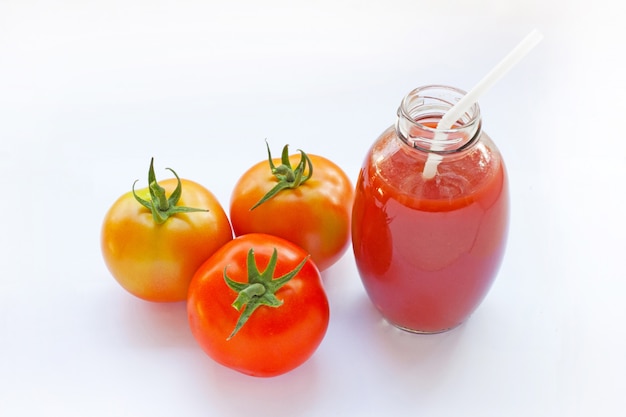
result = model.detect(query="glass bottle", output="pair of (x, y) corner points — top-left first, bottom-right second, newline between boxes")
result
(351, 85), (509, 333)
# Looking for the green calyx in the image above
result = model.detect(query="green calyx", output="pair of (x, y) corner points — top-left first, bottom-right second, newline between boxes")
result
(250, 141), (313, 210)
(132, 158), (208, 224)
(223, 247), (308, 340)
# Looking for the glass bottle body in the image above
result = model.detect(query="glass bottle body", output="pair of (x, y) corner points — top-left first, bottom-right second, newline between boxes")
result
(351, 85), (509, 333)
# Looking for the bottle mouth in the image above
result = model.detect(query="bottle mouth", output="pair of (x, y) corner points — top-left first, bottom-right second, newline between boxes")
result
(396, 85), (481, 154)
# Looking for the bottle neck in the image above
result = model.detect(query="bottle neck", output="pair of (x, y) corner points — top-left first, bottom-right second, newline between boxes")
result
(395, 85), (482, 154)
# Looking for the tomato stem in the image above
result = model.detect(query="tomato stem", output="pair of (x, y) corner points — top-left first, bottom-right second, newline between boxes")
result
(132, 158), (208, 224)
(150, 180), (170, 212)
(223, 247), (309, 340)
(250, 141), (313, 210)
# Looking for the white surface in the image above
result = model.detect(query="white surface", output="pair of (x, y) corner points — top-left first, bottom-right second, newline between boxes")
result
(1, 1), (624, 416)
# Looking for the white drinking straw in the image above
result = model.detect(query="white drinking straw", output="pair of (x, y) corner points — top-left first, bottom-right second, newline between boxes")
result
(422, 29), (544, 179)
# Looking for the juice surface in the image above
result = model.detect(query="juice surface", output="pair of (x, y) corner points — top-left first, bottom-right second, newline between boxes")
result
(352, 128), (509, 333)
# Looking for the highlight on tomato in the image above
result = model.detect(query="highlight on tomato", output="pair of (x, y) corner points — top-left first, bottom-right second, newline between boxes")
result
(101, 158), (233, 302)
(229, 142), (354, 272)
(187, 233), (330, 377)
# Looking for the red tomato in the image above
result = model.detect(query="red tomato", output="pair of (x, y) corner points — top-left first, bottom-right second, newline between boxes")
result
(187, 233), (329, 377)
(101, 159), (233, 302)
(229, 143), (353, 271)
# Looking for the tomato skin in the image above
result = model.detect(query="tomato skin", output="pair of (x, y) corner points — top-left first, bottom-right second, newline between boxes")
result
(187, 233), (329, 377)
(229, 153), (353, 272)
(101, 178), (233, 302)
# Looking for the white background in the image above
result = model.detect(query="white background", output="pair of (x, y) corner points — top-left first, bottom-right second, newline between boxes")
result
(0, 1), (623, 416)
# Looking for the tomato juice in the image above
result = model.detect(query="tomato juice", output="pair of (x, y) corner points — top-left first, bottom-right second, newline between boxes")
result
(352, 126), (509, 333)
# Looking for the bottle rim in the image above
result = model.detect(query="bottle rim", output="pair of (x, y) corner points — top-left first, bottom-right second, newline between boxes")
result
(396, 85), (482, 154)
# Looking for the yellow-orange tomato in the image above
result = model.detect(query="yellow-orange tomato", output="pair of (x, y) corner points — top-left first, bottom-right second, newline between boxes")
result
(229, 146), (353, 271)
(102, 176), (233, 302)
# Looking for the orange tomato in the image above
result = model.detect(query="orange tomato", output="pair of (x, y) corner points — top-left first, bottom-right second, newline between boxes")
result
(229, 144), (353, 271)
